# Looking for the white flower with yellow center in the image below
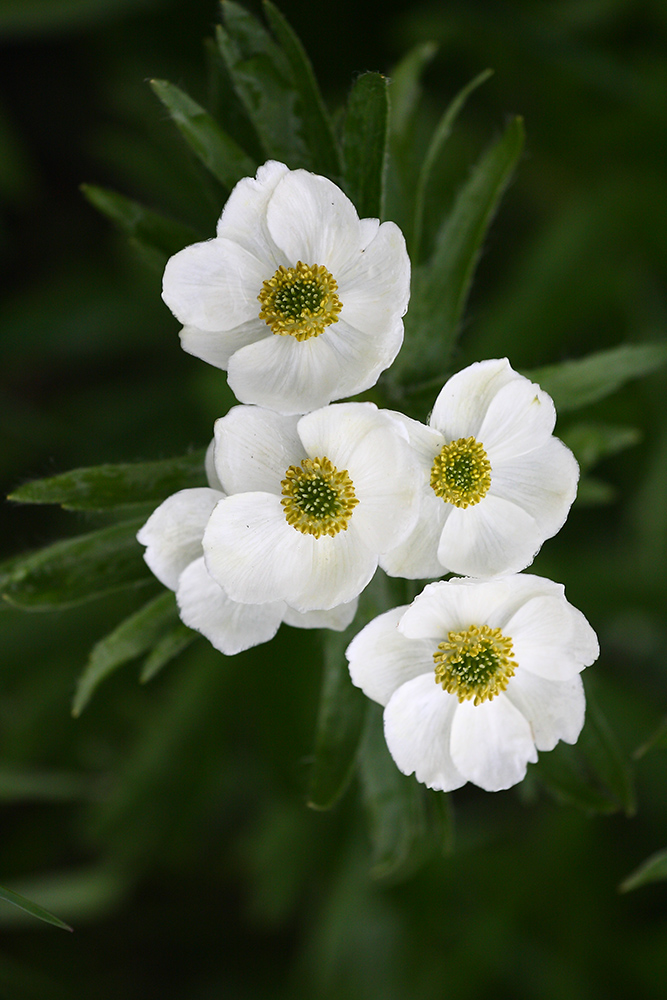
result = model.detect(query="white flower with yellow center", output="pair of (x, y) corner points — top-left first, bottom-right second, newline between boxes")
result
(161, 160), (410, 415)
(202, 402), (421, 612)
(136, 452), (358, 656)
(347, 575), (599, 792)
(380, 358), (580, 579)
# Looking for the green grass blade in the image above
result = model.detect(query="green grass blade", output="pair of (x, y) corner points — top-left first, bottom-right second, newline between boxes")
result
(0, 884), (72, 932)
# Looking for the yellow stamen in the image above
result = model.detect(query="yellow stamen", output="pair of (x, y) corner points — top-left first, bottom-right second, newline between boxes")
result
(434, 624), (517, 705)
(281, 456), (358, 537)
(430, 437), (492, 508)
(258, 261), (342, 341)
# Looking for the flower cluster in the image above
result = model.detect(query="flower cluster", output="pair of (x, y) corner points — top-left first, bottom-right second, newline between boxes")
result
(140, 160), (599, 794)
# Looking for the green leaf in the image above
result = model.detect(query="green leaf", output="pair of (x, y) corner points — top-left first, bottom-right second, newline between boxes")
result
(0, 767), (95, 803)
(307, 626), (368, 811)
(534, 742), (619, 815)
(526, 341), (667, 413)
(359, 704), (432, 881)
(388, 41), (439, 143)
(9, 449), (207, 511)
(262, 1), (341, 177)
(399, 116), (524, 383)
(343, 72), (389, 220)
(80, 185), (201, 268)
(579, 692), (636, 817)
(217, 2), (310, 167)
(1, 518), (151, 611)
(560, 422), (642, 474)
(0, 884), (72, 932)
(620, 848), (667, 892)
(149, 78), (257, 190)
(412, 69), (493, 262)
(72, 590), (179, 716)
(140, 621), (197, 683)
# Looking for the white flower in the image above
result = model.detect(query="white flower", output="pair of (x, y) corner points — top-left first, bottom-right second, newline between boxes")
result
(202, 402), (421, 613)
(380, 358), (580, 579)
(347, 574), (599, 793)
(137, 480), (357, 657)
(162, 160), (410, 415)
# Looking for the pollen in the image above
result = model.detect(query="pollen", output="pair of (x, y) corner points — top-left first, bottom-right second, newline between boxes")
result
(433, 624), (517, 705)
(281, 456), (358, 537)
(258, 261), (342, 341)
(430, 436), (492, 508)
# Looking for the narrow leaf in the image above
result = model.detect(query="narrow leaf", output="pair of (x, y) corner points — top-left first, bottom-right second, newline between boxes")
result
(412, 69), (493, 261)
(343, 72), (389, 220)
(579, 692), (636, 817)
(560, 422), (641, 474)
(217, 2), (310, 167)
(149, 79), (257, 189)
(262, 0), (340, 177)
(359, 704), (429, 881)
(72, 590), (179, 716)
(1, 518), (151, 611)
(0, 884), (72, 932)
(307, 626), (368, 811)
(140, 621), (196, 683)
(81, 185), (200, 266)
(388, 41), (439, 143)
(620, 848), (667, 892)
(527, 341), (667, 413)
(9, 449), (207, 511)
(400, 116), (524, 381)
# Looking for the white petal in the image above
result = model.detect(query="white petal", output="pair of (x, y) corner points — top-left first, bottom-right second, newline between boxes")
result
(227, 331), (347, 415)
(205, 439), (224, 492)
(337, 221), (410, 332)
(297, 401), (385, 471)
(479, 379), (556, 462)
(437, 494), (541, 577)
(283, 597), (358, 631)
(319, 317), (405, 399)
(137, 488), (224, 590)
(383, 674), (466, 791)
(215, 160), (289, 260)
(346, 605), (433, 706)
(176, 557), (285, 655)
(213, 405), (302, 495)
(507, 595), (596, 680)
(429, 359), (516, 439)
(203, 492), (376, 611)
(179, 319), (268, 370)
(505, 671), (586, 751)
(489, 436), (579, 536)
(399, 577), (519, 641)
(379, 492), (447, 580)
(162, 237), (267, 332)
(450, 696), (537, 791)
(266, 169), (363, 273)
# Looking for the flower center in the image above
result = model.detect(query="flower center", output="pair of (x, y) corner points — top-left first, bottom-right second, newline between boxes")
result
(281, 456), (358, 537)
(433, 624), (517, 705)
(258, 261), (343, 341)
(430, 437), (492, 508)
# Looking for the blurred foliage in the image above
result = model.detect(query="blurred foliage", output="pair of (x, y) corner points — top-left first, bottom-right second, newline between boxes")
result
(2, 0), (667, 997)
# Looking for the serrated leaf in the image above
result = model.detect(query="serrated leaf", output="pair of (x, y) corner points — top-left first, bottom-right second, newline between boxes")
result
(399, 116), (524, 383)
(359, 704), (430, 881)
(527, 341), (667, 413)
(560, 422), (641, 474)
(0, 884), (72, 932)
(72, 590), (179, 716)
(343, 72), (389, 220)
(217, 2), (309, 167)
(140, 621), (196, 683)
(579, 692), (636, 817)
(1, 518), (151, 611)
(81, 185), (201, 267)
(9, 449), (206, 511)
(620, 848), (667, 892)
(262, 1), (340, 177)
(412, 69), (493, 262)
(149, 79), (257, 189)
(307, 625), (368, 811)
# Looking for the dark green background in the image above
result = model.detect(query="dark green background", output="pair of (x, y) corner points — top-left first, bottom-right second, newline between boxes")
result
(2, 1), (667, 997)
